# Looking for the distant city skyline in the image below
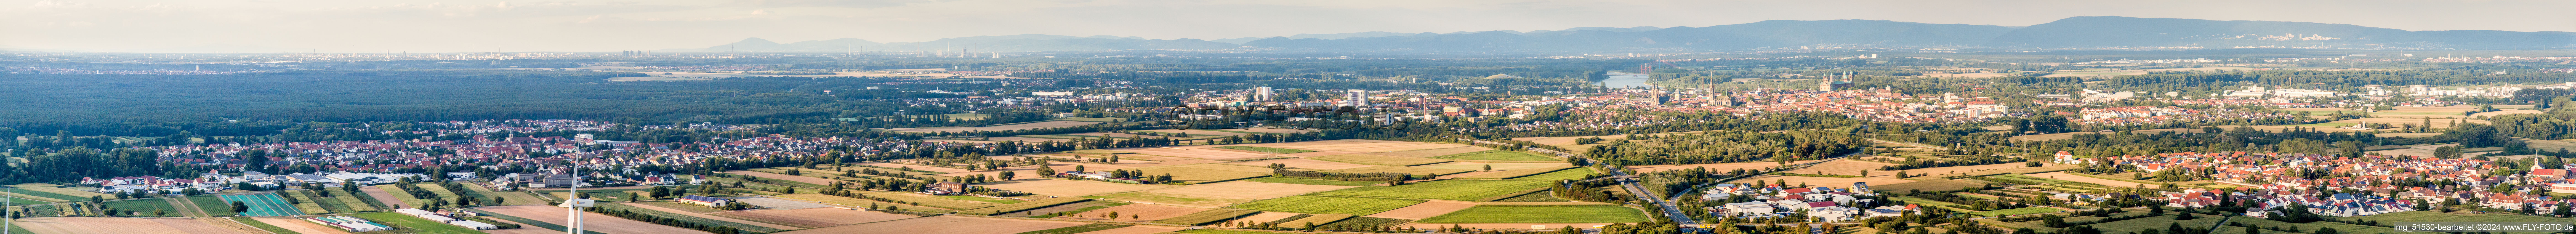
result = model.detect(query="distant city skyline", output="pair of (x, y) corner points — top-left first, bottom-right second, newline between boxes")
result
(5, 0), (2572, 53)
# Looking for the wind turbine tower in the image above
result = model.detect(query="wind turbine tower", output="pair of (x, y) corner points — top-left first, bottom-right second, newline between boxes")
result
(559, 160), (594, 234)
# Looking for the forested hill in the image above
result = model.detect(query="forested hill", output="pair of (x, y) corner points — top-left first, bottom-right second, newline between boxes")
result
(0, 70), (961, 136)
(681, 16), (2575, 52)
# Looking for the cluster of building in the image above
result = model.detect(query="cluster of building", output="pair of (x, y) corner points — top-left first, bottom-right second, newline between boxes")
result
(2053, 150), (2576, 217)
(106, 119), (1024, 195)
(82, 171), (424, 194)
(1701, 183), (1911, 222)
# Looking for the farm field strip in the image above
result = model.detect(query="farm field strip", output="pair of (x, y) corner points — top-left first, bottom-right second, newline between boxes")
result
(1311, 180), (1549, 201)
(216, 193), (303, 216)
(1413, 205), (1649, 223)
(1228, 195), (1425, 215)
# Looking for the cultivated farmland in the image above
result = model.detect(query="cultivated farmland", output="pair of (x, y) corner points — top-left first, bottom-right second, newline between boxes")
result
(1128, 163), (1275, 183)
(1070, 204), (1209, 221)
(1319, 166), (1474, 176)
(1431, 150), (1559, 161)
(1311, 180), (1550, 201)
(1362, 146), (1494, 158)
(1358, 200), (1480, 220)
(1307, 154), (1453, 166)
(974, 178), (1173, 197)
(1229, 195), (1426, 215)
(1413, 204), (1649, 223)
(777, 215), (1084, 234)
(474, 204), (719, 234)
(9, 217), (251, 234)
(719, 207), (918, 227)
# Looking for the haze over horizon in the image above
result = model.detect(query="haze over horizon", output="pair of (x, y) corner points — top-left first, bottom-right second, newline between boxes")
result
(8, 0), (2575, 53)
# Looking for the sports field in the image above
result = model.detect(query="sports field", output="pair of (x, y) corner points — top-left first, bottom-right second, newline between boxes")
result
(218, 193), (304, 216)
(1413, 205), (1649, 223)
(1228, 195), (1426, 215)
(1311, 180), (1550, 201)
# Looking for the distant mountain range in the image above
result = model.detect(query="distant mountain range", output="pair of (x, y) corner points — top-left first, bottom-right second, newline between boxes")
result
(665, 16), (2576, 53)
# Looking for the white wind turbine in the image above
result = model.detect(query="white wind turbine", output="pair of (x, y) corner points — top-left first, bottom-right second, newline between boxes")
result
(558, 159), (593, 234)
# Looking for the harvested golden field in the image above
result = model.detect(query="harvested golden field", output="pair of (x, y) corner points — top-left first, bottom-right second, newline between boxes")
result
(12, 217), (250, 234)
(1068, 204), (1208, 221)
(250, 217), (354, 234)
(1271, 141), (1470, 153)
(1226, 158), (1374, 170)
(1361, 200), (1479, 220)
(976, 178), (1174, 197)
(1134, 181), (1357, 200)
(1362, 146), (1495, 158)
(1775, 160), (1898, 176)
(1115, 146), (1281, 160)
(2476, 110), (2545, 117)
(475, 205), (719, 234)
(1091, 181), (1358, 208)
(776, 215), (1084, 234)
(726, 170), (840, 185)
(716, 207), (918, 227)
(1130, 163), (1275, 183)
(876, 121), (1102, 133)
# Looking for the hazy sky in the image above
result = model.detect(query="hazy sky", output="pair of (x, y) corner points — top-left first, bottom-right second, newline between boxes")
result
(7, 0), (2572, 53)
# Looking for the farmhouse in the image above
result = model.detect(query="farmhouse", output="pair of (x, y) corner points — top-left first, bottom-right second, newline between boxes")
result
(676, 195), (732, 207)
(919, 181), (969, 195)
